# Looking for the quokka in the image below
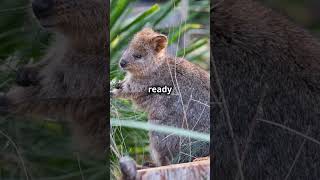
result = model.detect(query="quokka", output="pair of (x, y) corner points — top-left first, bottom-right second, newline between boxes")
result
(112, 28), (210, 166)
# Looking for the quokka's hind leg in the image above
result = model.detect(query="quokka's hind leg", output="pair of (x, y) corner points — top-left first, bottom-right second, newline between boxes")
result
(119, 156), (158, 180)
(120, 156), (138, 180)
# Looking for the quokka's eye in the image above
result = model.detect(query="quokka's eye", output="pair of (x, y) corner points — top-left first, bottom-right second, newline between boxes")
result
(133, 54), (142, 59)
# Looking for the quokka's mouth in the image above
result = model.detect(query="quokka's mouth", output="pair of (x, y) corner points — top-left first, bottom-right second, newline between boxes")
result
(120, 66), (128, 71)
(120, 65), (133, 71)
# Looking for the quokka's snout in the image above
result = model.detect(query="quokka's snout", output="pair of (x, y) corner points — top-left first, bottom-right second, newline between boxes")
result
(119, 59), (128, 69)
(119, 50), (135, 70)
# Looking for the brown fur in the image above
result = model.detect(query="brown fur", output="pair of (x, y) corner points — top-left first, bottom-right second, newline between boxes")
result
(212, 0), (320, 179)
(0, 0), (108, 157)
(112, 28), (210, 166)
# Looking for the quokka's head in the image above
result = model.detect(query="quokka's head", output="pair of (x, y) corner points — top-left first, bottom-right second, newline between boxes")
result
(31, 0), (106, 35)
(119, 28), (168, 75)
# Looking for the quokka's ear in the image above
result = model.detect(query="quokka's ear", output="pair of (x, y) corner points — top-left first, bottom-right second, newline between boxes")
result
(151, 35), (168, 53)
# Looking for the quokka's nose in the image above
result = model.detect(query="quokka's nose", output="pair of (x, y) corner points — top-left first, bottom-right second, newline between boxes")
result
(32, 0), (54, 18)
(120, 61), (127, 68)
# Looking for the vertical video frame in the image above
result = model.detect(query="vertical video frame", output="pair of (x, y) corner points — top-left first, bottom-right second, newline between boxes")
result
(110, 0), (210, 179)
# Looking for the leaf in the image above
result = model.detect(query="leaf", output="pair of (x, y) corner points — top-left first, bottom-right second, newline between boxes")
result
(177, 38), (208, 57)
(168, 23), (202, 45)
(110, 0), (130, 28)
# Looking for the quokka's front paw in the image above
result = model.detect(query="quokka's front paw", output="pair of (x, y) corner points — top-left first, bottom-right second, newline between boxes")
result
(114, 82), (123, 89)
(111, 82), (126, 97)
(110, 88), (121, 98)
(110, 80), (124, 98)
(16, 67), (39, 87)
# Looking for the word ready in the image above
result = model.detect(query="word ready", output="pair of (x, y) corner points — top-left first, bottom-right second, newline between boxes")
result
(148, 86), (173, 95)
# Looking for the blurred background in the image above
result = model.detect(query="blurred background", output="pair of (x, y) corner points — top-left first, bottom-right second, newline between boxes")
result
(0, 0), (319, 179)
(0, 0), (107, 180)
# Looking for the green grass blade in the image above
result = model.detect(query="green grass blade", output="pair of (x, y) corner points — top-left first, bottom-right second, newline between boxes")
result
(150, 0), (181, 26)
(177, 38), (208, 57)
(168, 24), (202, 45)
(111, 4), (159, 41)
(111, 119), (210, 142)
(110, 0), (130, 28)
(120, 4), (159, 33)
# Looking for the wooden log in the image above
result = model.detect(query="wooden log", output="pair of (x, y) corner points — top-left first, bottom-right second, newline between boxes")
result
(136, 160), (210, 180)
